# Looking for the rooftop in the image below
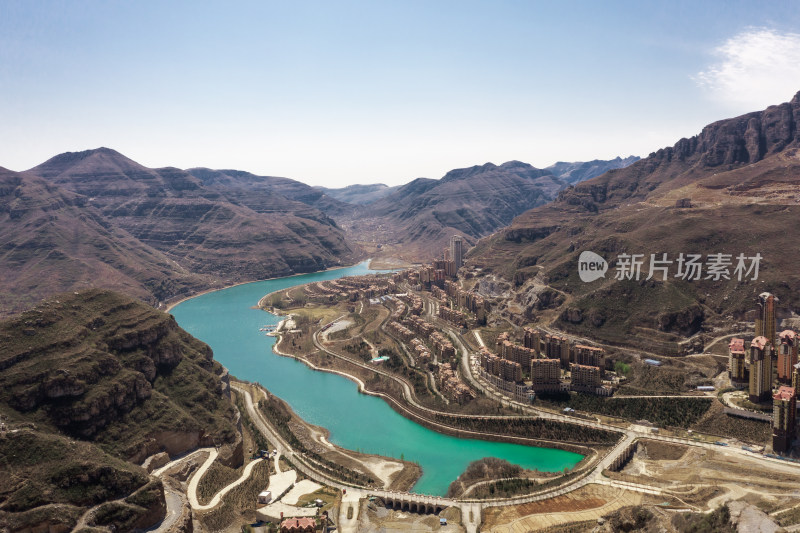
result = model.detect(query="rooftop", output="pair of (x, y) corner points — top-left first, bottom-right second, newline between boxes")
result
(773, 386), (796, 402)
(280, 517), (317, 530)
(751, 336), (769, 350)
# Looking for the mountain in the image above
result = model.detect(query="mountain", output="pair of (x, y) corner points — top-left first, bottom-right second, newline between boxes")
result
(546, 156), (640, 185)
(187, 167), (354, 219)
(316, 183), (400, 205)
(338, 160), (583, 260)
(15, 148), (361, 314)
(0, 289), (240, 531)
(0, 166), (212, 317)
(469, 91), (800, 354)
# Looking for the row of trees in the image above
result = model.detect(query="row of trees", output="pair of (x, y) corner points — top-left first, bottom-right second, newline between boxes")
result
(257, 396), (375, 487)
(430, 412), (620, 445)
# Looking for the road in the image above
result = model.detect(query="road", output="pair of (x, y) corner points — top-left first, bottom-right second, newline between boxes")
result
(188, 452), (266, 511)
(311, 317), (800, 476)
(253, 302), (800, 531)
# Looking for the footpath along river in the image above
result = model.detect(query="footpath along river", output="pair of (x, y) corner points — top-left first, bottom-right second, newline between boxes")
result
(171, 261), (582, 495)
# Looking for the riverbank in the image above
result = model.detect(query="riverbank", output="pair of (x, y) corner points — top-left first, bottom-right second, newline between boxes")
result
(237, 373), (421, 492)
(271, 326), (601, 460)
(170, 262), (589, 496)
(166, 260), (374, 313)
(255, 258), (401, 310)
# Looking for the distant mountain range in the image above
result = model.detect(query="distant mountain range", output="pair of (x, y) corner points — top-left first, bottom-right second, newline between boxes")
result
(1, 145), (635, 315)
(545, 156), (640, 185)
(469, 90), (800, 354)
(317, 183), (400, 205)
(0, 148), (360, 316)
(337, 157), (639, 259)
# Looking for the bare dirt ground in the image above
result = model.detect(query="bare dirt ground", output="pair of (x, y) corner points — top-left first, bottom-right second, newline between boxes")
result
(612, 440), (800, 515)
(321, 317), (353, 341)
(481, 484), (646, 532)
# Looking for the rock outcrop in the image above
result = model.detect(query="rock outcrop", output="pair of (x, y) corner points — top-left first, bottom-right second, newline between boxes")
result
(0, 289), (238, 456)
(469, 90), (800, 353)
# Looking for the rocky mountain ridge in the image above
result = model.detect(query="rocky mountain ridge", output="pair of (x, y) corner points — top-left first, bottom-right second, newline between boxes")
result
(468, 90), (800, 354)
(340, 158), (637, 260)
(0, 289), (241, 531)
(0, 148), (363, 317)
(316, 183), (400, 205)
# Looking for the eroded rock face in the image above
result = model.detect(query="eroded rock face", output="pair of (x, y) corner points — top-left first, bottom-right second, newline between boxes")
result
(0, 289), (238, 459)
(562, 307), (583, 324)
(656, 305), (704, 336)
(25, 148), (360, 290)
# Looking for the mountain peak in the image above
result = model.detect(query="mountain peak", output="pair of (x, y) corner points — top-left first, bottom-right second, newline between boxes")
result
(29, 147), (146, 177)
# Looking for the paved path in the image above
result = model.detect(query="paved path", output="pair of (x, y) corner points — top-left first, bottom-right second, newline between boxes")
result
(143, 479), (186, 533)
(152, 448), (213, 477)
(338, 489), (363, 533)
(266, 464), (297, 503)
(186, 449), (267, 511)
(185, 448), (218, 509)
(142, 449), (214, 532)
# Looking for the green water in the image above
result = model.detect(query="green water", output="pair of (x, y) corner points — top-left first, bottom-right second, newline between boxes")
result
(170, 261), (582, 495)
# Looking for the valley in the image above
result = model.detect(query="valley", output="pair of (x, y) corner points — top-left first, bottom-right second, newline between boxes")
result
(4, 91), (800, 533)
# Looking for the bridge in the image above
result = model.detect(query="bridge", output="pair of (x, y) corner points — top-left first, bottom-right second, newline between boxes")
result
(377, 490), (449, 514)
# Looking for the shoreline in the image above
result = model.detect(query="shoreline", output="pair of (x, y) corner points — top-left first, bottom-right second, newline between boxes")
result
(238, 363), (421, 492)
(270, 328), (596, 461)
(166, 259), (384, 313)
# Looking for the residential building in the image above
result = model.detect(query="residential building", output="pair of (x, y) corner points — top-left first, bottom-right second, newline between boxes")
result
(570, 363), (602, 393)
(749, 336), (774, 403)
(778, 330), (798, 384)
(523, 328), (540, 353)
(571, 344), (606, 376)
(772, 385), (797, 454)
(531, 358), (562, 393)
(729, 337), (748, 386)
(280, 517), (316, 533)
(450, 235), (464, 271)
(496, 332), (536, 369)
(480, 349), (521, 382)
(755, 292), (777, 349)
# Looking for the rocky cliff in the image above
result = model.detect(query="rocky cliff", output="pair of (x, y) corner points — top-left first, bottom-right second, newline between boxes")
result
(469, 90), (800, 353)
(0, 289), (242, 531)
(0, 289), (238, 455)
(1, 148), (363, 318)
(0, 167), (213, 317)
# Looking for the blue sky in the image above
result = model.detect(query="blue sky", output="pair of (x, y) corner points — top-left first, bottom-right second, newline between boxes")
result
(2, 1), (800, 187)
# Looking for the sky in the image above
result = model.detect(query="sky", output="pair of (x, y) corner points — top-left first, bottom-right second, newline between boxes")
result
(2, 1), (800, 187)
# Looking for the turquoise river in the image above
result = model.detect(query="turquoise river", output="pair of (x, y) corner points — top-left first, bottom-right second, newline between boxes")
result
(170, 261), (582, 495)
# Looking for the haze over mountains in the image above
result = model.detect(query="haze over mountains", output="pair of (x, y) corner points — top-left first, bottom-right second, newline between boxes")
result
(470, 90), (800, 354)
(317, 183), (400, 205)
(337, 157), (639, 259)
(0, 149), (360, 316)
(1, 146), (633, 316)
